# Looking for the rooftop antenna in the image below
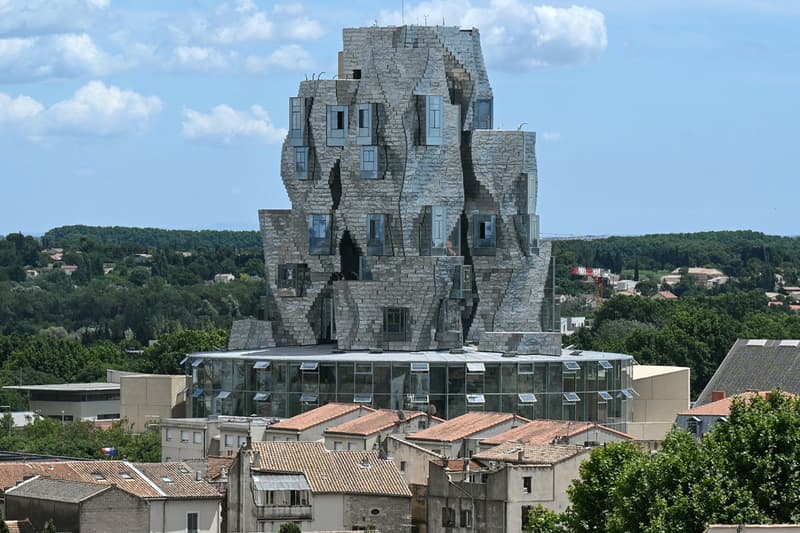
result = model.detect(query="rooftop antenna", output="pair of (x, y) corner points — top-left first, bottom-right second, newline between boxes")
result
(517, 122), (527, 130)
(424, 14), (428, 26)
(402, 0), (404, 25)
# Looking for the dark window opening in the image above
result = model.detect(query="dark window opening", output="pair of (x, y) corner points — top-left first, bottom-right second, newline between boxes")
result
(339, 231), (361, 281)
(359, 109), (368, 129)
(383, 307), (409, 341)
(352, 69), (361, 79)
(187, 512), (199, 533)
(442, 507), (455, 528)
(479, 222), (487, 240)
(523, 476), (532, 493)
(329, 159), (342, 209)
(336, 111), (344, 130)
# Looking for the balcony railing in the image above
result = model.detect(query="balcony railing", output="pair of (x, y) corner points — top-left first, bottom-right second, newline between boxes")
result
(255, 505), (312, 520)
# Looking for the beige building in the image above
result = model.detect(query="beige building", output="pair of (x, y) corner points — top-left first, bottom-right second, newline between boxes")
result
(118, 373), (189, 432)
(227, 441), (412, 533)
(262, 403), (375, 442)
(161, 415), (272, 462)
(407, 411), (530, 458)
(627, 365), (690, 441)
(323, 410), (442, 451)
(428, 442), (591, 532)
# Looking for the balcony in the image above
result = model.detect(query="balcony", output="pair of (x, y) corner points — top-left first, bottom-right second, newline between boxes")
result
(256, 505), (312, 520)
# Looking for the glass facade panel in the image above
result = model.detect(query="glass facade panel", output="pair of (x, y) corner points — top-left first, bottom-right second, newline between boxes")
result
(319, 363), (336, 395)
(484, 364), (500, 394)
(448, 366), (465, 394)
(430, 365), (447, 396)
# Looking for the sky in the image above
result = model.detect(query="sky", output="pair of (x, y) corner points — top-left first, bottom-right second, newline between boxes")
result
(0, 0), (798, 238)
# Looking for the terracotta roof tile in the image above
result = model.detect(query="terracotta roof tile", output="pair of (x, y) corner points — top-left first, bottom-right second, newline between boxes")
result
(132, 462), (221, 498)
(324, 410), (439, 437)
(473, 442), (588, 465)
(432, 458), (482, 471)
(251, 441), (411, 497)
(407, 412), (529, 443)
(206, 455), (234, 481)
(480, 420), (634, 446)
(679, 391), (795, 416)
(269, 403), (375, 432)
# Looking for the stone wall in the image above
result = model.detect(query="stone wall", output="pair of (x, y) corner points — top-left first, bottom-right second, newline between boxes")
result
(343, 494), (412, 533)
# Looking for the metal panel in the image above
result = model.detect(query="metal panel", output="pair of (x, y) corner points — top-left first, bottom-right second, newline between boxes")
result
(253, 473), (311, 491)
(466, 362), (485, 373)
(254, 361), (270, 369)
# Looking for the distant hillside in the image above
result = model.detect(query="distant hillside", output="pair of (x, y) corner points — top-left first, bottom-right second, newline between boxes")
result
(43, 225), (261, 250)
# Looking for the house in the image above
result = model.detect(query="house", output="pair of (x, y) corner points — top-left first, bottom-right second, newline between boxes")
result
(323, 409), (442, 451)
(560, 316), (587, 334)
(5, 411), (43, 428)
(478, 419), (633, 451)
(116, 372), (189, 432)
(675, 391), (790, 439)
(695, 339), (800, 405)
(227, 441), (411, 533)
(262, 403), (375, 442)
(652, 290), (678, 300)
(2, 383), (120, 422)
(407, 411), (530, 458)
(427, 442), (591, 532)
(614, 280), (638, 293)
(60, 264), (79, 276)
(161, 415), (273, 462)
(662, 267), (728, 288)
(213, 273), (235, 284)
(4, 477), (149, 533)
(0, 460), (222, 533)
(628, 365), (691, 441)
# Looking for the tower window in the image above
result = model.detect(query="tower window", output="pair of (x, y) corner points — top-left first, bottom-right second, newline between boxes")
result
(327, 105), (348, 146)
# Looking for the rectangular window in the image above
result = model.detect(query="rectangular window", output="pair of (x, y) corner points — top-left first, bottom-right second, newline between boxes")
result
(523, 476), (532, 493)
(518, 393), (537, 404)
(599, 360), (613, 370)
(299, 361), (319, 371)
(410, 362), (429, 373)
(307, 214), (332, 255)
(518, 363), (534, 375)
(461, 509), (473, 528)
(181, 431), (189, 443)
(426, 95), (443, 145)
(187, 512), (199, 533)
(383, 307), (409, 341)
(335, 441), (343, 450)
(473, 214), (497, 255)
(400, 461), (407, 472)
(294, 147), (308, 179)
(356, 103), (375, 145)
(238, 436), (246, 448)
(347, 442), (355, 450)
(193, 431), (201, 445)
(442, 507), (455, 527)
(366, 214), (387, 256)
(360, 146), (378, 178)
(563, 361), (580, 372)
(466, 362), (485, 373)
(431, 206), (447, 252)
(327, 105), (348, 146)
(165, 429), (173, 441)
(598, 391), (613, 401)
(466, 394), (485, 405)
(522, 506), (532, 530)
(289, 97), (305, 146)
(474, 97), (492, 129)
(224, 434), (233, 447)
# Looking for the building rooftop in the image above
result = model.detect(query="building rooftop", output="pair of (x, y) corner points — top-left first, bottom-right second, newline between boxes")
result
(696, 339), (800, 405)
(3, 382), (119, 392)
(269, 403), (374, 432)
(187, 344), (634, 364)
(407, 411), (529, 443)
(473, 442), (589, 465)
(679, 391), (794, 417)
(250, 441), (411, 497)
(0, 461), (219, 500)
(632, 365), (689, 380)
(5, 476), (110, 503)
(324, 410), (437, 437)
(480, 420), (633, 446)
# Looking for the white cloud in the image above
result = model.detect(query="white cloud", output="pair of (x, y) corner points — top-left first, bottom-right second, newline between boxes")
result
(0, 81), (162, 138)
(181, 104), (286, 145)
(378, 0), (607, 70)
(171, 46), (236, 71)
(245, 44), (314, 72)
(0, 33), (121, 82)
(540, 131), (561, 142)
(0, 0), (109, 38)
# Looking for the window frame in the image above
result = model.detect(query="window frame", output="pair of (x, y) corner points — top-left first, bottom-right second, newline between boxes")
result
(187, 512), (199, 533)
(326, 105), (348, 146)
(383, 307), (409, 341)
(294, 146), (309, 180)
(360, 145), (378, 178)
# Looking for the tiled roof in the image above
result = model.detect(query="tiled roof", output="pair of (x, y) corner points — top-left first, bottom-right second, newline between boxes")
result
(654, 290), (678, 299)
(480, 420), (634, 446)
(696, 339), (800, 405)
(0, 461), (220, 500)
(473, 442), (588, 465)
(407, 412), (529, 443)
(324, 410), (435, 437)
(5, 477), (109, 503)
(432, 458), (482, 471)
(251, 441), (411, 497)
(679, 391), (795, 416)
(5, 519), (34, 533)
(269, 403), (374, 432)
(206, 455), (234, 481)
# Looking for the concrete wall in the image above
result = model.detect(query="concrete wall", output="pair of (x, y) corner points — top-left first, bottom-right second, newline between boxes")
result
(343, 494), (412, 533)
(5, 496), (80, 533)
(163, 499), (221, 533)
(161, 421), (212, 462)
(629, 366), (690, 441)
(384, 436), (440, 486)
(120, 374), (189, 432)
(81, 487), (149, 533)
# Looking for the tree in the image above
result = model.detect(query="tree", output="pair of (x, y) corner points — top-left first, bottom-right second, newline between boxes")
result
(42, 519), (56, 533)
(137, 329), (229, 374)
(635, 278), (658, 297)
(278, 523), (301, 533)
(0, 507), (9, 533)
(525, 505), (567, 533)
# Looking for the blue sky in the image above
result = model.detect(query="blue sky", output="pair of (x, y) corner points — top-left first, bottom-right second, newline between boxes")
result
(1, 0), (798, 237)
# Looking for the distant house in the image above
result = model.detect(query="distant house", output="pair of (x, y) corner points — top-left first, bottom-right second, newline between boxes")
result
(614, 280), (638, 293)
(2, 382), (120, 422)
(213, 273), (235, 284)
(227, 441), (411, 533)
(662, 267), (728, 288)
(695, 339), (800, 405)
(652, 290), (678, 300)
(60, 264), (78, 276)
(560, 316), (587, 334)
(406, 411), (530, 458)
(428, 442), (591, 532)
(323, 409), (442, 451)
(161, 415), (272, 462)
(675, 391), (792, 439)
(262, 403), (375, 442)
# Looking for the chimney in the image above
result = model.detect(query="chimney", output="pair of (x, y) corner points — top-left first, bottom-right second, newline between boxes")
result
(517, 449), (524, 463)
(195, 471), (202, 481)
(711, 391), (726, 402)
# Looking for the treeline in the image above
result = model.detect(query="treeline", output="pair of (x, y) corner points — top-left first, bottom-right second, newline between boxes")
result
(529, 392), (800, 533)
(570, 291), (800, 395)
(43, 225), (261, 249)
(552, 230), (800, 294)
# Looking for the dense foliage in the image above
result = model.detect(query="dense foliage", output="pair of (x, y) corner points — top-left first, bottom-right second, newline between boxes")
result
(556, 392), (800, 532)
(570, 291), (800, 394)
(42, 225), (261, 249)
(552, 230), (800, 295)
(0, 416), (160, 461)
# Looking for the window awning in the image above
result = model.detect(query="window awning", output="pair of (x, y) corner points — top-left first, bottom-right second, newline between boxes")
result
(466, 394), (485, 405)
(191, 359), (204, 368)
(466, 362), (485, 373)
(299, 362), (319, 371)
(253, 361), (270, 369)
(563, 361), (580, 371)
(518, 393), (537, 404)
(191, 389), (204, 398)
(620, 389), (635, 400)
(216, 391), (231, 400)
(410, 362), (429, 372)
(598, 391), (613, 401)
(253, 473), (311, 491)
(300, 393), (318, 403)
(599, 360), (613, 370)
(253, 392), (271, 401)
(353, 394), (372, 404)
(563, 392), (580, 402)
